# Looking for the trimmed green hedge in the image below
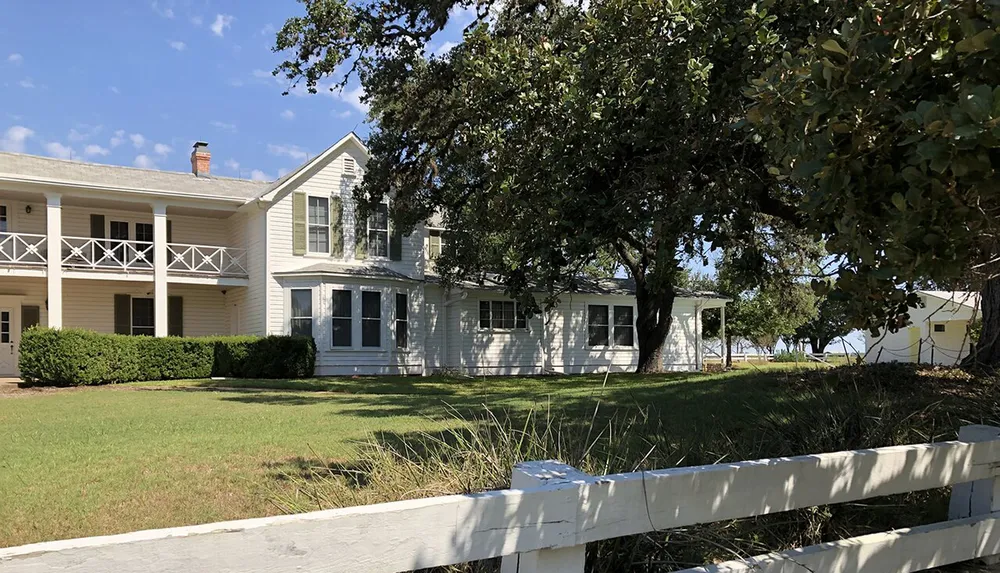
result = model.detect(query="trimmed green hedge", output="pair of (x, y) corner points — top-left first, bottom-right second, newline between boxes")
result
(18, 328), (316, 386)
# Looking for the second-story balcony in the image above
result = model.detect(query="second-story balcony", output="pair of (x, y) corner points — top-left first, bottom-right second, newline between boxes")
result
(0, 232), (248, 279)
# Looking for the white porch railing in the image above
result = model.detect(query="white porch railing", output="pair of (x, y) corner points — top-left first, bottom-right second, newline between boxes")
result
(166, 243), (248, 277)
(3, 424), (1000, 573)
(0, 232), (47, 266)
(58, 237), (248, 278)
(61, 236), (154, 272)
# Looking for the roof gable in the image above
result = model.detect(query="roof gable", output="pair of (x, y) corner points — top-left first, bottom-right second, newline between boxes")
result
(256, 132), (368, 203)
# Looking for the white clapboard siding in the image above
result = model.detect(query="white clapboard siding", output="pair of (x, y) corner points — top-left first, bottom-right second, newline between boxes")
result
(5, 438), (1000, 573)
(678, 513), (1000, 573)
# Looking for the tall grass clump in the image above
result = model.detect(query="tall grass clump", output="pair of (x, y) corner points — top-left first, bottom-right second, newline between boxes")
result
(268, 364), (999, 572)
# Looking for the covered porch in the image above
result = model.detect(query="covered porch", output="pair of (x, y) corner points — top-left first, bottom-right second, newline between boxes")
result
(0, 276), (245, 377)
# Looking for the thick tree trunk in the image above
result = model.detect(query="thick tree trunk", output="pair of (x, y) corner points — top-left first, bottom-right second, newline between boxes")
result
(634, 277), (677, 373)
(809, 337), (821, 354)
(966, 275), (1000, 367)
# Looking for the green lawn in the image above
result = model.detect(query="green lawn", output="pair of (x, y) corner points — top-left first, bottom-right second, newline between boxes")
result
(0, 363), (974, 548)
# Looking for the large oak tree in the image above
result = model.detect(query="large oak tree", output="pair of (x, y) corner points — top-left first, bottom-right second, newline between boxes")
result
(273, 0), (830, 371)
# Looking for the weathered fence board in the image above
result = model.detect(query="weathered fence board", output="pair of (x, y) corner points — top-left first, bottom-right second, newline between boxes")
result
(4, 434), (1000, 573)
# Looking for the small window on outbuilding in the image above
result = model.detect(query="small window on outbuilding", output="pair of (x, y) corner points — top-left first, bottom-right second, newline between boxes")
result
(934, 323), (946, 333)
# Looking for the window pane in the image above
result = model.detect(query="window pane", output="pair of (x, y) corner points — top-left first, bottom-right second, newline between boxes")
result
(491, 301), (504, 329)
(135, 223), (153, 243)
(614, 306), (633, 326)
(370, 204), (389, 230)
(516, 305), (527, 329)
(309, 226), (329, 253)
(291, 289), (312, 318)
(308, 197), (329, 225)
(132, 298), (154, 328)
(479, 301), (491, 328)
(502, 301), (515, 329)
(588, 305), (609, 326)
(369, 231), (388, 257)
(429, 232), (442, 258)
(362, 291), (381, 318)
(332, 290), (352, 317)
(614, 326), (634, 347)
(396, 320), (408, 349)
(588, 326), (609, 347)
(362, 320), (381, 347)
(332, 318), (352, 346)
(396, 293), (408, 320)
(290, 318), (312, 337)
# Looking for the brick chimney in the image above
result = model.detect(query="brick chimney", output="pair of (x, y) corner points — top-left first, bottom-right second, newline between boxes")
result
(191, 141), (210, 177)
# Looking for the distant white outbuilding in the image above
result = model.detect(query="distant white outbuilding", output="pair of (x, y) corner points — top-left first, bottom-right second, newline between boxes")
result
(864, 290), (979, 365)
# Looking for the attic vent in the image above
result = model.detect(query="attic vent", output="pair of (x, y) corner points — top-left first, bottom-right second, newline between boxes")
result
(343, 157), (356, 177)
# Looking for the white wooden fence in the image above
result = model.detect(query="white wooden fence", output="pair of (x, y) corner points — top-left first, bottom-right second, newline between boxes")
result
(4, 425), (1000, 573)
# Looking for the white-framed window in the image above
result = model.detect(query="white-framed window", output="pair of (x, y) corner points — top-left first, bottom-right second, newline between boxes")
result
(479, 300), (527, 330)
(613, 305), (635, 347)
(331, 289), (352, 347)
(367, 203), (389, 258)
(587, 305), (609, 346)
(395, 292), (408, 349)
(131, 298), (155, 336)
(289, 289), (313, 337)
(428, 230), (444, 259)
(361, 291), (382, 347)
(308, 196), (330, 253)
(588, 304), (635, 347)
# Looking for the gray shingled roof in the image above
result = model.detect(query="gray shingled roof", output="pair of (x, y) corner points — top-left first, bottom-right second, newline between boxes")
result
(273, 263), (417, 281)
(0, 152), (270, 200)
(426, 274), (726, 299)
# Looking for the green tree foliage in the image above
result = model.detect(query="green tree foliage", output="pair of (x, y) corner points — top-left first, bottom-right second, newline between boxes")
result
(748, 0), (1000, 363)
(795, 294), (851, 354)
(273, 0), (831, 372)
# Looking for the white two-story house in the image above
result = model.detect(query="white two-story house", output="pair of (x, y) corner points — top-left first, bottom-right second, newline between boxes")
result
(0, 133), (727, 378)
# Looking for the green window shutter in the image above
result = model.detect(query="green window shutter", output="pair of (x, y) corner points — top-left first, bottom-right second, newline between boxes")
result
(330, 196), (344, 257)
(114, 294), (131, 334)
(355, 211), (367, 259)
(168, 296), (183, 337)
(292, 192), (307, 256)
(90, 214), (105, 238)
(389, 229), (403, 261)
(21, 305), (40, 331)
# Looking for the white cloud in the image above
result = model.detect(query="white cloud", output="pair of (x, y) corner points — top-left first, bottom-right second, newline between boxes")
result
(433, 41), (458, 56)
(190, 15), (203, 26)
(250, 169), (270, 181)
(333, 110), (352, 119)
(224, 159), (240, 172)
(67, 125), (102, 142)
(18, 78), (34, 89)
(151, 1), (174, 18)
(211, 14), (233, 37)
(335, 85), (369, 114)
(259, 23), (275, 36)
(133, 154), (157, 169)
(129, 133), (146, 148)
(267, 143), (309, 162)
(277, 167), (291, 177)
(280, 109), (295, 120)
(109, 86), (120, 94)
(7, 53), (22, 65)
(449, 5), (477, 23)
(110, 129), (126, 147)
(169, 40), (186, 51)
(84, 144), (110, 157)
(153, 143), (173, 156)
(1, 126), (33, 152)
(44, 142), (74, 160)
(67, 129), (86, 142)
(210, 120), (237, 132)
(252, 68), (272, 79)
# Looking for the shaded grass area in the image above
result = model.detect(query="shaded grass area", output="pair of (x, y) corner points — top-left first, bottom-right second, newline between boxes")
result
(1, 362), (992, 565)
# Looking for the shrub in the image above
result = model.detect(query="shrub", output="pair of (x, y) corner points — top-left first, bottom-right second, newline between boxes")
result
(19, 328), (315, 386)
(773, 349), (810, 362)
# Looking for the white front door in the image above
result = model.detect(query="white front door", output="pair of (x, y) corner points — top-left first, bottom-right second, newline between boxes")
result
(0, 307), (19, 377)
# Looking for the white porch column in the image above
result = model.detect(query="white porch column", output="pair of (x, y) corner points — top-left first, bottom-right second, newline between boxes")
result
(153, 202), (168, 337)
(45, 193), (63, 329)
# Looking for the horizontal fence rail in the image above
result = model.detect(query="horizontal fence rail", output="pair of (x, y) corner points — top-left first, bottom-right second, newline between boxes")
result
(0, 232), (47, 265)
(166, 243), (248, 277)
(4, 425), (1000, 573)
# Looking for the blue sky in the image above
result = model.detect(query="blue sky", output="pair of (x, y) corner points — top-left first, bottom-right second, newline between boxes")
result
(0, 1), (468, 180)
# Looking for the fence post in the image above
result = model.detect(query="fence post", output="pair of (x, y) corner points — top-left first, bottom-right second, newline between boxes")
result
(500, 461), (590, 573)
(949, 424), (1000, 565)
